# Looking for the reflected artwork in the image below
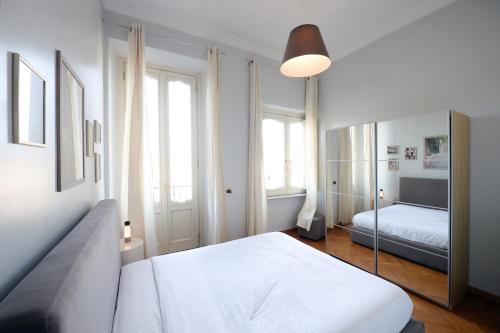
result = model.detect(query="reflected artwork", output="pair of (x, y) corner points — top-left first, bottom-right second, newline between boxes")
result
(388, 158), (399, 171)
(424, 136), (448, 169)
(405, 147), (417, 160)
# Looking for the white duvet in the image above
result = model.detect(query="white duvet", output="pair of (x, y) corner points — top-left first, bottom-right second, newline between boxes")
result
(113, 232), (413, 333)
(353, 204), (449, 249)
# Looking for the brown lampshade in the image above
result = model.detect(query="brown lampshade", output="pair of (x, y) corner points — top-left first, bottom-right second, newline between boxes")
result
(281, 24), (331, 78)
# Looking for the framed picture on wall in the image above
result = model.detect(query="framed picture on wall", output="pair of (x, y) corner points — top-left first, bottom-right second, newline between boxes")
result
(405, 147), (417, 160)
(11, 53), (46, 147)
(86, 120), (94, 157)
(94, 120), (101, 144)
(94, 153), (101, 183)
(56, 50), (85, 191)
(387, 145), (399, 154)
(424, 135), (448, 169)
(388, 158), (400, 171)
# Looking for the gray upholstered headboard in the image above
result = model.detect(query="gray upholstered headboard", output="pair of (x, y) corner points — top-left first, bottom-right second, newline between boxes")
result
(399, 177), (448, 209)
(0, 199), (121, 333)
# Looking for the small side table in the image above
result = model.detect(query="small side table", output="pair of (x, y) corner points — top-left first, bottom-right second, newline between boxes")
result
(120, 238), (144, 266)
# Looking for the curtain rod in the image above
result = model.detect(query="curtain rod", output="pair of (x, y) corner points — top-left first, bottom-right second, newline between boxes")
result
(103, 18), (210, 51)
(102, 19), (283, 67)
(246, 59), (282, 70)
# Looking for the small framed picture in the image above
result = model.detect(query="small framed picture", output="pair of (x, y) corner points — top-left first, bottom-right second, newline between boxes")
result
(86, 120), (94, 157)
(94, 153), (101, 183)
(12, 53), (46, 147)
(405, 147), (417, 160)
(94, 120), (101, 144)
(388, 158), (399, 171)
(387, 145), (399, 154)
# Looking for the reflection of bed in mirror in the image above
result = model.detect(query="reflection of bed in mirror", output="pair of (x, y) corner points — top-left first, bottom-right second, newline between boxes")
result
(349, 177), (449, 272)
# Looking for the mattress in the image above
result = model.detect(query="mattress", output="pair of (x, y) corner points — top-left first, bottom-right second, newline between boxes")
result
(352, 204), (449, 249)
(113, 232), (413, 333)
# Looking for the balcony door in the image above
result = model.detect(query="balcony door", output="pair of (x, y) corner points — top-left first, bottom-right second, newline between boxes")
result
(145, 67), (199, 254)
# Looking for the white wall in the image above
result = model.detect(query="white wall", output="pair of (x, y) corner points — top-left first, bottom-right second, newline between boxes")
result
(318, 0), (500, 296)
(0, 0), (104, 299)
(102, 11), (305, 244)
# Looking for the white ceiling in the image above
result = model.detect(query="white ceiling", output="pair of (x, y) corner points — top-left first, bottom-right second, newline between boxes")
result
(103, 0), (455, 61)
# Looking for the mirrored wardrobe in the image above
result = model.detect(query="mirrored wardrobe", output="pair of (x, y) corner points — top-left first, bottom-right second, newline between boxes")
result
(325, 110), (470, 309)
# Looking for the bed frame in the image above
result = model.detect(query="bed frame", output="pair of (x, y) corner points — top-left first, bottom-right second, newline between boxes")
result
(350, 177), (449, 273)
(0, 200), (121, 333)
(0, 199), (424, 333)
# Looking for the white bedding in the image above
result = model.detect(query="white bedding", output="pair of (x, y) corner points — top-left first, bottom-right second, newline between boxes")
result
(112, 260), (163, 333)
(113, 232), (412, 333)
(352, 204), (449, 249)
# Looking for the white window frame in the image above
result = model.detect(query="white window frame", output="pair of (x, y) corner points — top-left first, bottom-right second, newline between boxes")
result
(263, 105), (306, 198)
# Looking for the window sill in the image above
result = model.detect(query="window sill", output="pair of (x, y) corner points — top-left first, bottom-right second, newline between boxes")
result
(267, 193), (307, 200)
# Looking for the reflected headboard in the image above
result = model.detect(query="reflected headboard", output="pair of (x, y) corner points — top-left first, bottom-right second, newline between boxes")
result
(399, 177), (448, 209)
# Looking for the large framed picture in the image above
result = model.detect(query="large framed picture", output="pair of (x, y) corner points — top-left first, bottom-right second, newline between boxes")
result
(56, 50), (85, 191)
(423, 135), (448, 170)
(12, 53), (46, 147)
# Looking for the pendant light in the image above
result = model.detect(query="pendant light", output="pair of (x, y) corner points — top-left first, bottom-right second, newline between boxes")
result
(281, 0), (331, 77)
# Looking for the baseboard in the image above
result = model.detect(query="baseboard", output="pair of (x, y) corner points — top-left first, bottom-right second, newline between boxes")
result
(469, 286), (500, 304)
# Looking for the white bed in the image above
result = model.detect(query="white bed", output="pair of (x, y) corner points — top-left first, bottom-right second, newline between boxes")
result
(113, 232), (413, 333)
(352, 204), (449, 250)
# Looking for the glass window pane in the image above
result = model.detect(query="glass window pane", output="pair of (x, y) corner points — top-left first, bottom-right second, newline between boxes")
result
(289, 120), (305, 189)
(146, 74), (161, 205)
(168, 79), (193, 203)
(263, 118), (285, 190)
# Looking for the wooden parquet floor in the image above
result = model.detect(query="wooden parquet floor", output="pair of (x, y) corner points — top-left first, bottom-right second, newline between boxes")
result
(283, 228), (500, 332)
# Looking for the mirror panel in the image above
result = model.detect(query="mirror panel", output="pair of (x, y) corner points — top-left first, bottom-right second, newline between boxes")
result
(325, 123), (376, 273)
(326, 192), (376, 273)
(376, 111), (449, 305)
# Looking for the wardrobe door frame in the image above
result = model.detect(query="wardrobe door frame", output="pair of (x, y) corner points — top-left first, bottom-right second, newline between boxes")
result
(449, 110), (470, 309)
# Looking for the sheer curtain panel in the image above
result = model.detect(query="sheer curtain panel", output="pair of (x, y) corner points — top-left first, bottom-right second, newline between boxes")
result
(205, 47), (228, 244)
(247, 59), (267, 236)
(120, 25), (158, 257)
(297, 77), (318, 231)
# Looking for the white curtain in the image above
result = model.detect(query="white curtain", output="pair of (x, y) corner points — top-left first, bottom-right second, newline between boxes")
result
(336, 124), (374, 225)
(337, 127), (354, 225)
(297, 77), (318, 231)
(352, 124), (375, 212)
(205, 47), (228, 244)
(247, 59), (267, 236)
(120, 25), (157, 258)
